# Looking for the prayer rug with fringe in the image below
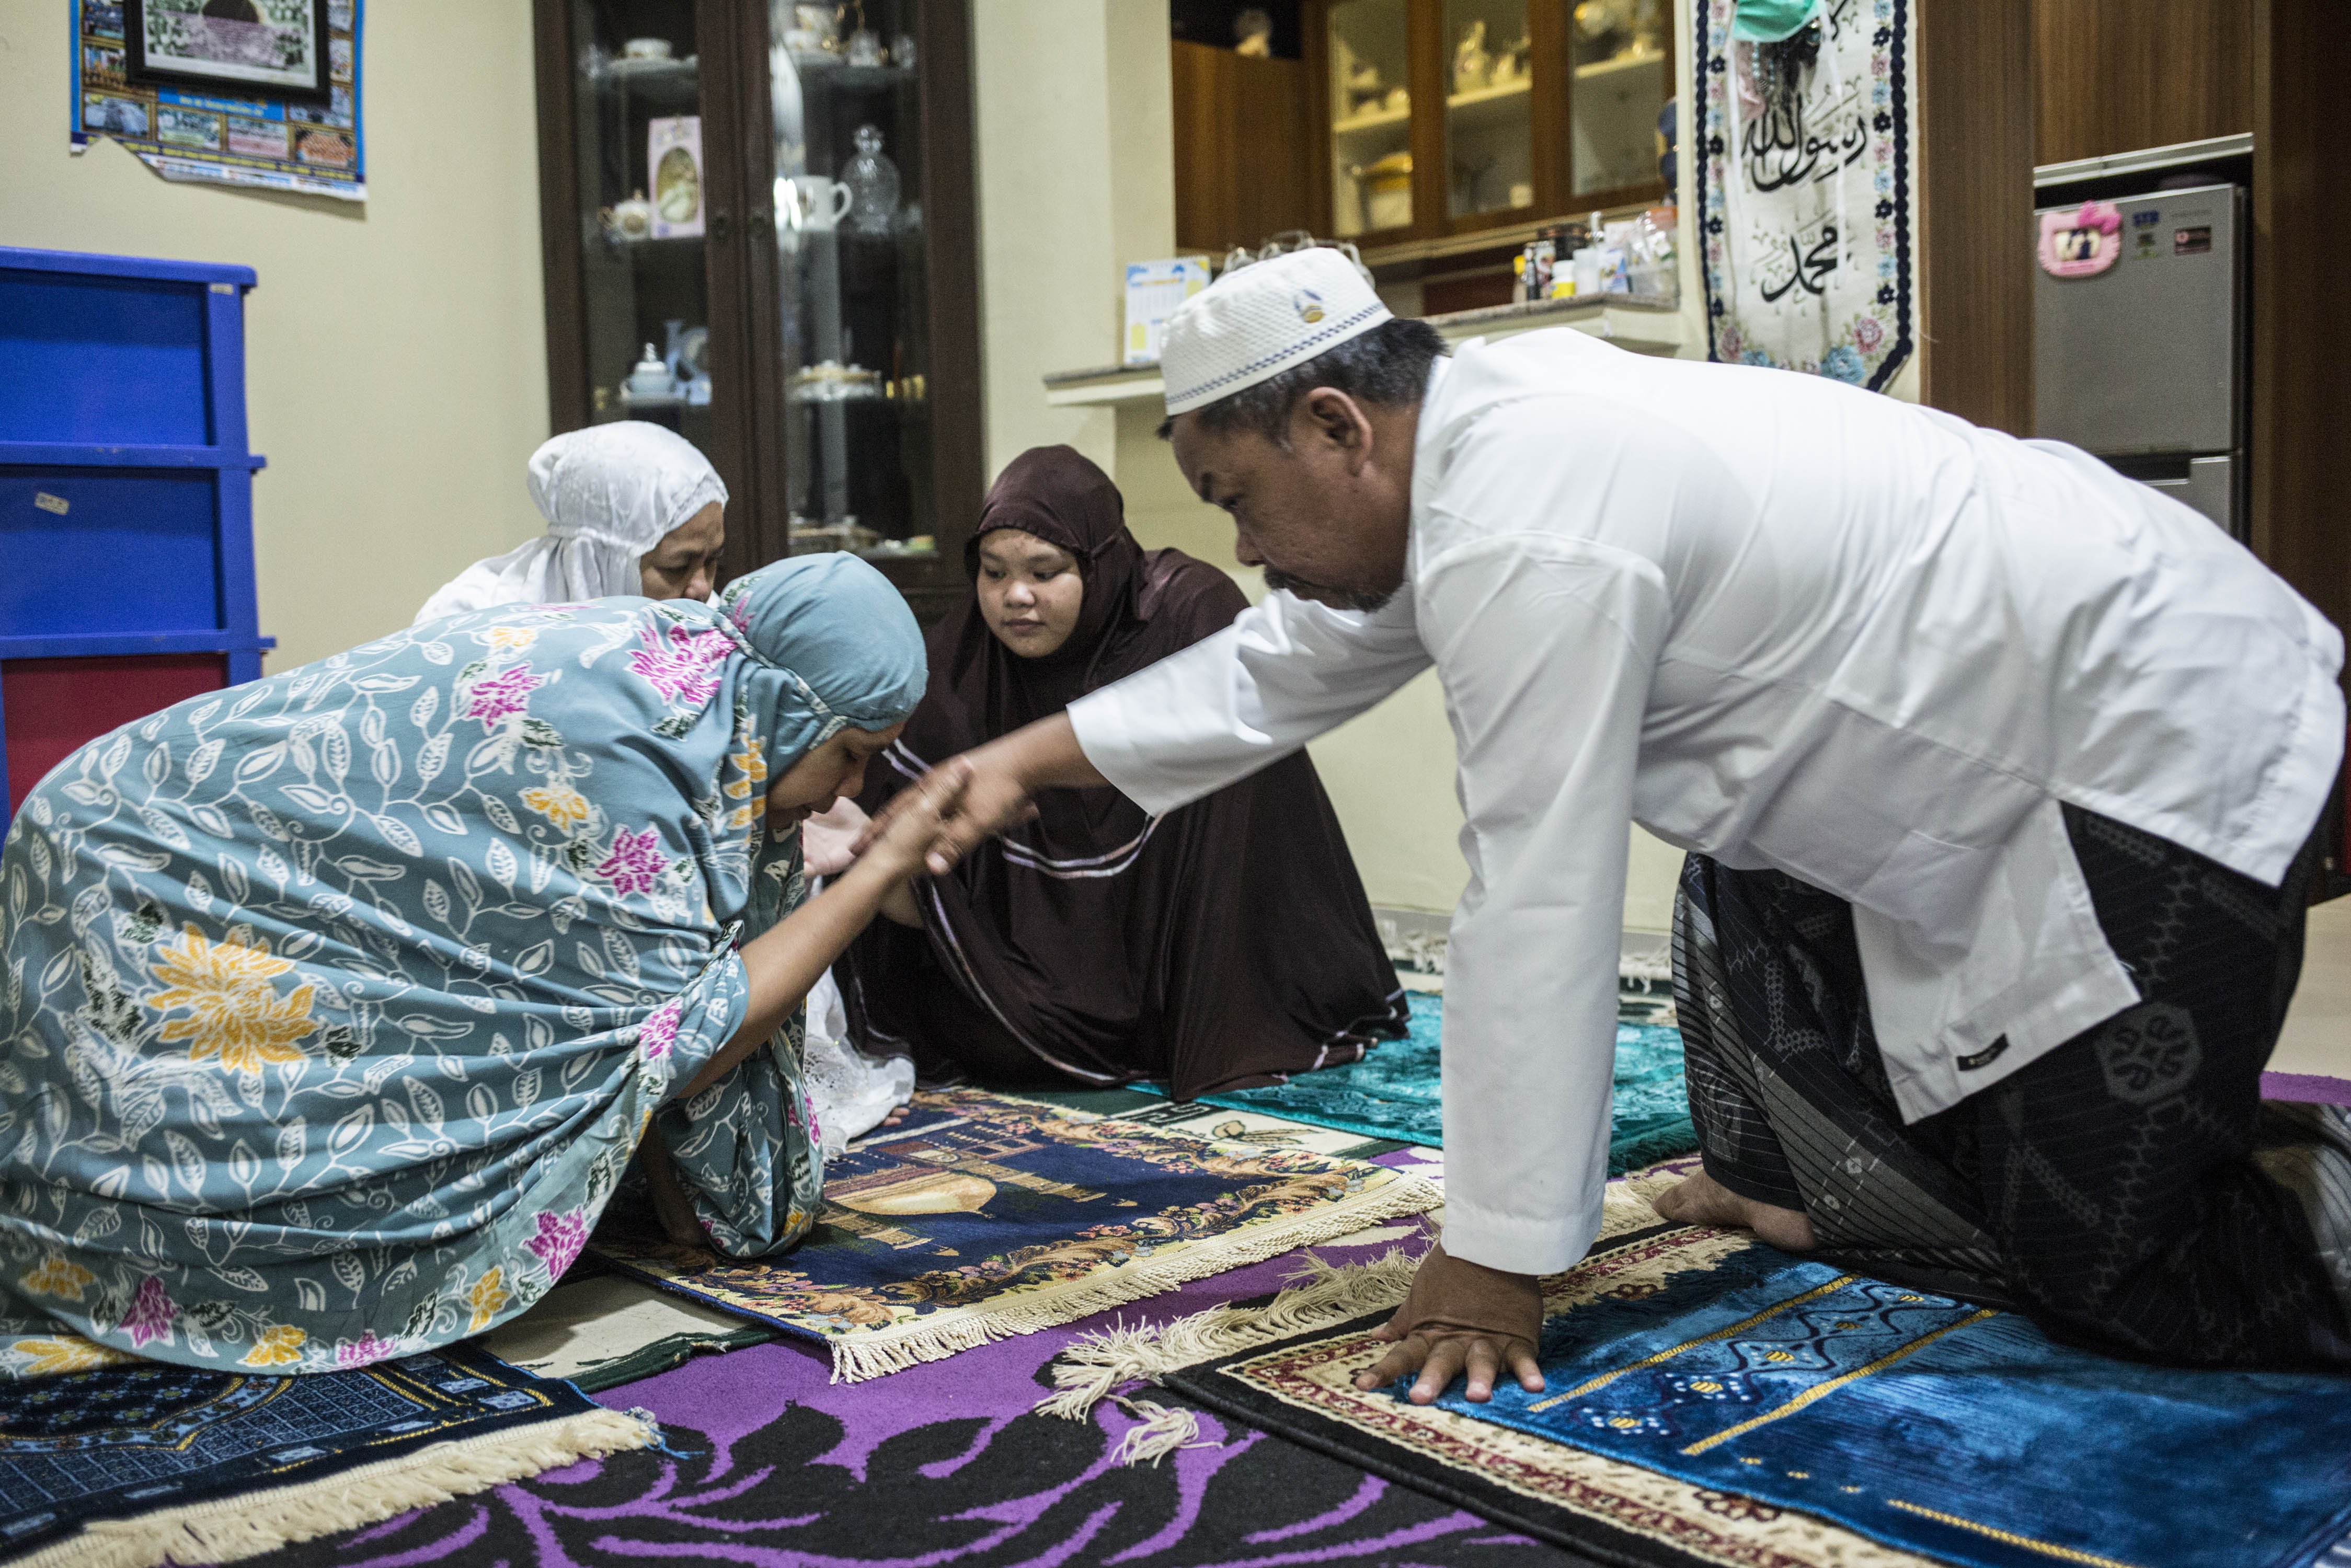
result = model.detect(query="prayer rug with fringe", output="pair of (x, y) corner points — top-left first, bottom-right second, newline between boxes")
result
(592, 1087), (1441, 1383)
(477, 1274), (775, 1394)
(0, 1342), (653, 1568)
(1111, 1170), (2351, 1568)
(1133, 993), (1698, 1173)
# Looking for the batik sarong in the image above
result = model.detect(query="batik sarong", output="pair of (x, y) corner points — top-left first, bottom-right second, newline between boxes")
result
(0, 556), (923, 1377)
(1672, 803), (2351, 1369)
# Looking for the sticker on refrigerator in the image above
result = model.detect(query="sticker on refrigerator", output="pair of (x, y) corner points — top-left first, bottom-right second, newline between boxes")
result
(2038, 201), (2122, 278)
(648, 116), (704, 239)
(2174, 226), (2213, 256)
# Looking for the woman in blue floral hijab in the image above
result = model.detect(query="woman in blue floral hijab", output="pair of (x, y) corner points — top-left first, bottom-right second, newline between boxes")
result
(0, 556), (948, 1378)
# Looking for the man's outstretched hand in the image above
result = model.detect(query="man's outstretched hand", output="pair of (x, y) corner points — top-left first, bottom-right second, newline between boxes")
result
(853, 714), (1108, 876)
(1354, 1243), (1545, 1404)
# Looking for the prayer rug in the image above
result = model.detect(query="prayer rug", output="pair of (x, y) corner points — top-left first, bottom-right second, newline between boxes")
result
(591, 1087), (1441, 1381)
(477, 1274), (775, 1394)
(1134, 993), (1699, 1173)
(0, 1342), (652, 1568)
(1163, 1183), (2351, 1568)
(240, 1217), (1587, 1568)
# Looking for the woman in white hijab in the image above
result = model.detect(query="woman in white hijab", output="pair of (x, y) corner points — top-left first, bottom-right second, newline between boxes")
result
(416, 421), (728, 622)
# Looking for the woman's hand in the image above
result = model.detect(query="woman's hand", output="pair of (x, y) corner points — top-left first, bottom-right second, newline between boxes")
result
(862, 760), (973, 879)
(800, 798), (873, 876)
(855, 715), (1105, 875)
(1352, 1243), (1546, 1404)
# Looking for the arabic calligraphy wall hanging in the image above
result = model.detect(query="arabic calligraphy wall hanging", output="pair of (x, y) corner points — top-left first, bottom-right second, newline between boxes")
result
(1695, 0), (1912, 390)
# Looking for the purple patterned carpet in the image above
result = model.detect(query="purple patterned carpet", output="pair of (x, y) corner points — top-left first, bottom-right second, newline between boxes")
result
(247, 1155), (1597, 1568)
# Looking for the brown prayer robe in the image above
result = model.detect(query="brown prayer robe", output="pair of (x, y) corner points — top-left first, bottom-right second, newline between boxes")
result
(838, 445), (1407, 1098)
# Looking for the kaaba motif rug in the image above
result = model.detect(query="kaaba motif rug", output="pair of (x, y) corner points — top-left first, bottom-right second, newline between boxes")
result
(0, 1342), (652, 1568)
(1165, 1204), (2351, 1568)
(1136, 992), (1699, 1173)
(593, 1088), (1441, 1381)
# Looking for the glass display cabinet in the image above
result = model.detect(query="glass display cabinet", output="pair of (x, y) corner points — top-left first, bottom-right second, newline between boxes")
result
(533, 0), (982, 619)
(1308, 0), (1669, 246)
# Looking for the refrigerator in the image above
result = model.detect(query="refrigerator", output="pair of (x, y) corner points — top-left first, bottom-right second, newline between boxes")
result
(2032, 181), (2246, 538)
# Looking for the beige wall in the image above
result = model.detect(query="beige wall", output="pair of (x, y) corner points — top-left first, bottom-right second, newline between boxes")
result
(974, 1), (1691, 928)
(0, 0), (550, 672)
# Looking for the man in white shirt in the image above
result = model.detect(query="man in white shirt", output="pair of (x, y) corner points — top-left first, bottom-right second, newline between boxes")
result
(877, 249), (2351, 1391)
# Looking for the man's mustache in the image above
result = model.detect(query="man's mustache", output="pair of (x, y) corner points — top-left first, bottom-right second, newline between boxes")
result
(1262, 564), (1397, 614)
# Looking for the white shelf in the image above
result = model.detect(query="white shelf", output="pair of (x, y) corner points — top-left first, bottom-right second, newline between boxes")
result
(1575, 47), (1667, 80)
(1332, 104), (1411, 139)
(1041, 297), (1686, 408)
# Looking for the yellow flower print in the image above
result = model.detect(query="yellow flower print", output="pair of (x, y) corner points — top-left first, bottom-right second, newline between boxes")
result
(486, 625), (539, 652)
(724, 736), (769, 800)
(10, 1335), (140, 1377)
(146, 925), (317, 1077)
(239, 1323), (307, 1368)
(724, 736), (770, 833)
(20, 1256), (97, 1304)
(467, 1266), (510, 1331)
(521, 780), (593, 834)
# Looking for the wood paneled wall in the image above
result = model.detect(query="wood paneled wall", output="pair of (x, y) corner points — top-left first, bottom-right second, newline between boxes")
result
(1918, 0), (2038, 436)
(2250, 0), (2351, 649)
(2035, 0), (2254, 165)
(1172, 40), (1313, 256)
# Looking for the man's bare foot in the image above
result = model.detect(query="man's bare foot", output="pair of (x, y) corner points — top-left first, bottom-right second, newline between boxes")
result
(1653, 1170), (1818, 1251)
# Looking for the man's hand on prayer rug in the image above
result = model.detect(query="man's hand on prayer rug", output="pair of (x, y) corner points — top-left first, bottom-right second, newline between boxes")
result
(1356, 1243), (1545, 1404)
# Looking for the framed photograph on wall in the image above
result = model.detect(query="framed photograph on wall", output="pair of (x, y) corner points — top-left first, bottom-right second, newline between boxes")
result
(125, 0), (332, 106)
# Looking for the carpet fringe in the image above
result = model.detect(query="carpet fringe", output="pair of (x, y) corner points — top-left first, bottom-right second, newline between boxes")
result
(16, 1404), (659, 1568)
(1033, 1247), (1423, 1460)
(829, 1175), (1440, 1383)
(1105, 1397), (1213, 1467)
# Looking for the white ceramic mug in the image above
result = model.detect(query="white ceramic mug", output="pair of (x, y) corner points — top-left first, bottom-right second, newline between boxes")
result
(788, 175), (854, 233)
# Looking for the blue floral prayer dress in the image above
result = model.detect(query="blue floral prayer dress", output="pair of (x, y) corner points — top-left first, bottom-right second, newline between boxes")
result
(0, 557), (925, 1378)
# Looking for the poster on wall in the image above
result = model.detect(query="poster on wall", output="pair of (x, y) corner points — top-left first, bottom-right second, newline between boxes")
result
(70, 0), (365, 202)
(1693, 0), (1910, 389)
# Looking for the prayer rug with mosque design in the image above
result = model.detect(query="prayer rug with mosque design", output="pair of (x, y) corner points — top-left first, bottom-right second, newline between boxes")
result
(591, 1088), (1440, 1382)
(0, 1343), (651, 1567)
(1135, 992), (1700, 1173)
(1165, 1190), (2351, 1568)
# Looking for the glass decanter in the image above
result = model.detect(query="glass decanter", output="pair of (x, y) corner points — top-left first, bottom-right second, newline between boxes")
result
(840, 123), (901, 235)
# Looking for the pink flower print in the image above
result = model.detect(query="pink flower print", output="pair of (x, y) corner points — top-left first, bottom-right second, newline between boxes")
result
(524, 1206), (591, 1280)
(122, 1275), (176, 1349)
(627, 623), (732, 709)
(595, 824), (670, 896)
(336, 1330), (397, 1368)
(462, 663), (546, 732)
(1854, 316), (1885, 354)
(638, 998), (683, 1062)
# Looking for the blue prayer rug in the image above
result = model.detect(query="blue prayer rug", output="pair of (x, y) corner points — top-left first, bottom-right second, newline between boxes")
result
(592, 1088), (1441, 1382)
(1168, 1203), (2351, 1568)
(1134, 992), (1699, 1172)
(0, 1342), (651, 1565)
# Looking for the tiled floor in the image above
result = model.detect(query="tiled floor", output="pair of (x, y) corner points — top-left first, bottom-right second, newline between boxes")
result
(2278, 897), (2351, 1082)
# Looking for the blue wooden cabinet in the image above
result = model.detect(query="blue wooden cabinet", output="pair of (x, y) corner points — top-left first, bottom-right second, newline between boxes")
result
(0, 246), (275, 836)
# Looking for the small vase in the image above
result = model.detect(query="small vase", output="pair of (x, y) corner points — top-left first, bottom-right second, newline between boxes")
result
(840, 123), (901, 235)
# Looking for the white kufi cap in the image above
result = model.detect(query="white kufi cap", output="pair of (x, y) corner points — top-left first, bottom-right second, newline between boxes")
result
(1160, 248), (1392, 416)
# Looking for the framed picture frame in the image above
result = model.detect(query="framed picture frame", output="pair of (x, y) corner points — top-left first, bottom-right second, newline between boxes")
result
(124, 0), (334, 107)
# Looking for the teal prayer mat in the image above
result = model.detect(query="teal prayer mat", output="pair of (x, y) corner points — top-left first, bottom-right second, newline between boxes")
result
(0, 1343), (651, 1565)
(1135, 991), (1699, 1172)
(1169, 1213), (2351, 1568)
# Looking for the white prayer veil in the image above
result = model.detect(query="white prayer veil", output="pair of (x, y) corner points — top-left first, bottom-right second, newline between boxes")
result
(415, 421), (728, 624)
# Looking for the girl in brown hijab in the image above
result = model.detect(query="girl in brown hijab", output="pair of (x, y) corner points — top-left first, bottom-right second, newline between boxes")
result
(834, 445), (1407, 1098)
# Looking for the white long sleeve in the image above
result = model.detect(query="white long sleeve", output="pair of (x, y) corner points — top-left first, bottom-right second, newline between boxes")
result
(1420, 531), (1666, 1273)
(1066, 589), (1432, 815)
